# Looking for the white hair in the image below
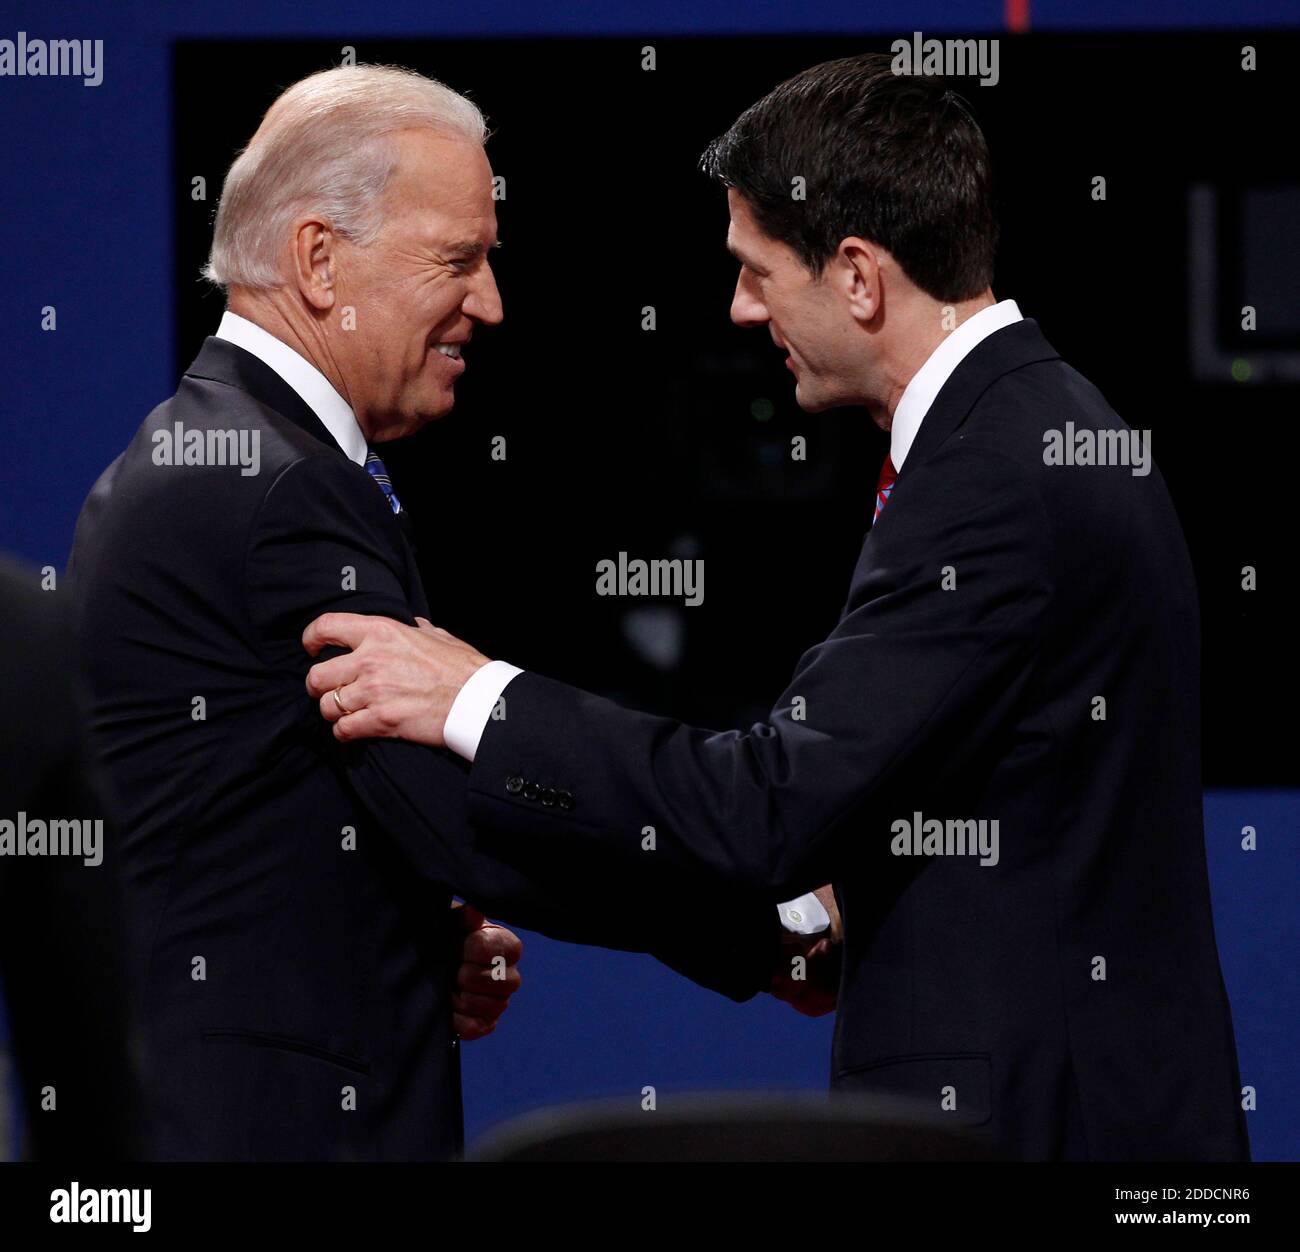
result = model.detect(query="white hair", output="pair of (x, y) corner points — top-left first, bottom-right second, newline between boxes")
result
(202, 63), (487, 290)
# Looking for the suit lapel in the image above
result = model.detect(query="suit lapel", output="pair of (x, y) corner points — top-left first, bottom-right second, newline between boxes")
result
(184, 336), (350, 458)
(392, 502), (417, 549)
(185, 335), (421, 558)
(900, 318), (1061, 475)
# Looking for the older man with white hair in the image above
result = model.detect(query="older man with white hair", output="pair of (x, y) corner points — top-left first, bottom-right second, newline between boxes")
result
(67, 64), (786, 1162)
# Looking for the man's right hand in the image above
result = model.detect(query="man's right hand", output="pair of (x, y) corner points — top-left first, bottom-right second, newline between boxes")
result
(768, 885), (842, 1016)
(451, 902), (524, 1040)
(769, 933), (841, 1016)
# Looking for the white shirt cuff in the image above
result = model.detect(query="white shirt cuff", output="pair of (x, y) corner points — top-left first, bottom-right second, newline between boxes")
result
(778, 892), (830, 935)
(443, 660), (523, 762)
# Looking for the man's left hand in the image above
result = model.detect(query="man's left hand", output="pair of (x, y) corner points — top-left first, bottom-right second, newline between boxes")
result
(303, 613), (488, 746)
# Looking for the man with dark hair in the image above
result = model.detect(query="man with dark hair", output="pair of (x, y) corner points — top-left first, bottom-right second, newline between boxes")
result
(699, 54), (998, 304)
(301, 54), (1250, 1162)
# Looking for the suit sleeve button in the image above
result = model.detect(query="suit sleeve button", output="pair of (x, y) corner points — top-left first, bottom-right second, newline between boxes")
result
(540, 787), (556, 807)
(506, 775), (524, 795)
(523, 781), (540, 801)
(557, 790), (575, 810)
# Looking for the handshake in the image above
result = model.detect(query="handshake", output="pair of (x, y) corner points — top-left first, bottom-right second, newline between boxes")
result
(770, 884), (843, 1018)
(452, 867), (842, 1033)
(305, 611), (845, 1027)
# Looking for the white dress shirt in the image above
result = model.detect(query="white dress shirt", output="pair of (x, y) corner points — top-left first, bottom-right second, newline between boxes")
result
(215, 311), (369, 466)
(445, 298), (1024, 935)
(888, 298), (1022, 470)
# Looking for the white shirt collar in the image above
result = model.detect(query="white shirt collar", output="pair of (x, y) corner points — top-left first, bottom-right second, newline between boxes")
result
(214, 310), (369, 466)
(889, 298), (1023, 471)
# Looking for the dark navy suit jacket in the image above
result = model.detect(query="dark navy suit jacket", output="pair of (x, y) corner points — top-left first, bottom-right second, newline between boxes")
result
(67, 337), (777, 1161)
(464, 320), (1251, 1161)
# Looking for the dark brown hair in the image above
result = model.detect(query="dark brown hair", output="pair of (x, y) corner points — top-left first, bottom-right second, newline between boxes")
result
(701, 53), (999, 302)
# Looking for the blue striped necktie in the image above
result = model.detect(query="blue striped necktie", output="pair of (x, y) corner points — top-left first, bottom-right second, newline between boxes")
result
(364, 450), (402, 515)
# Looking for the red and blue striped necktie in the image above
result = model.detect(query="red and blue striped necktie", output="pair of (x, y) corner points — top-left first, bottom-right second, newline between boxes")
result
(874, 453), (897, 524)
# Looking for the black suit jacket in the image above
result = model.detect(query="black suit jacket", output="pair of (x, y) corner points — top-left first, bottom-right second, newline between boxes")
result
(66, 337), (777, 1161)
(465, 319), (1250, 1161)
(0, 555), (142, 1160)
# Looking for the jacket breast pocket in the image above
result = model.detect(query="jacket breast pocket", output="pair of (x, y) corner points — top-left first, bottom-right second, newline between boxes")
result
(833, 1052), (992, 1128)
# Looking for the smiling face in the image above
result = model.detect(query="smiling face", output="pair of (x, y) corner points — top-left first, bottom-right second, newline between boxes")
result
(725, 189), (868, 414)
(330, 127), (503, 441)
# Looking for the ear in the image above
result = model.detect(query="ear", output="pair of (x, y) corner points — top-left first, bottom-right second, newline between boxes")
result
(833, 237), (883, 325)
(290, 216), (338, 313)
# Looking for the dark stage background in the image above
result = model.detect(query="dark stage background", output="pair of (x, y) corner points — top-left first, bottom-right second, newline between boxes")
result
(0, 9), (1293, 1162)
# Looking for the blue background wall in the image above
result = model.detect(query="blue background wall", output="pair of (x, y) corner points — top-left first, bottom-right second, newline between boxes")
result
(0, 0), (1294, 1160)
